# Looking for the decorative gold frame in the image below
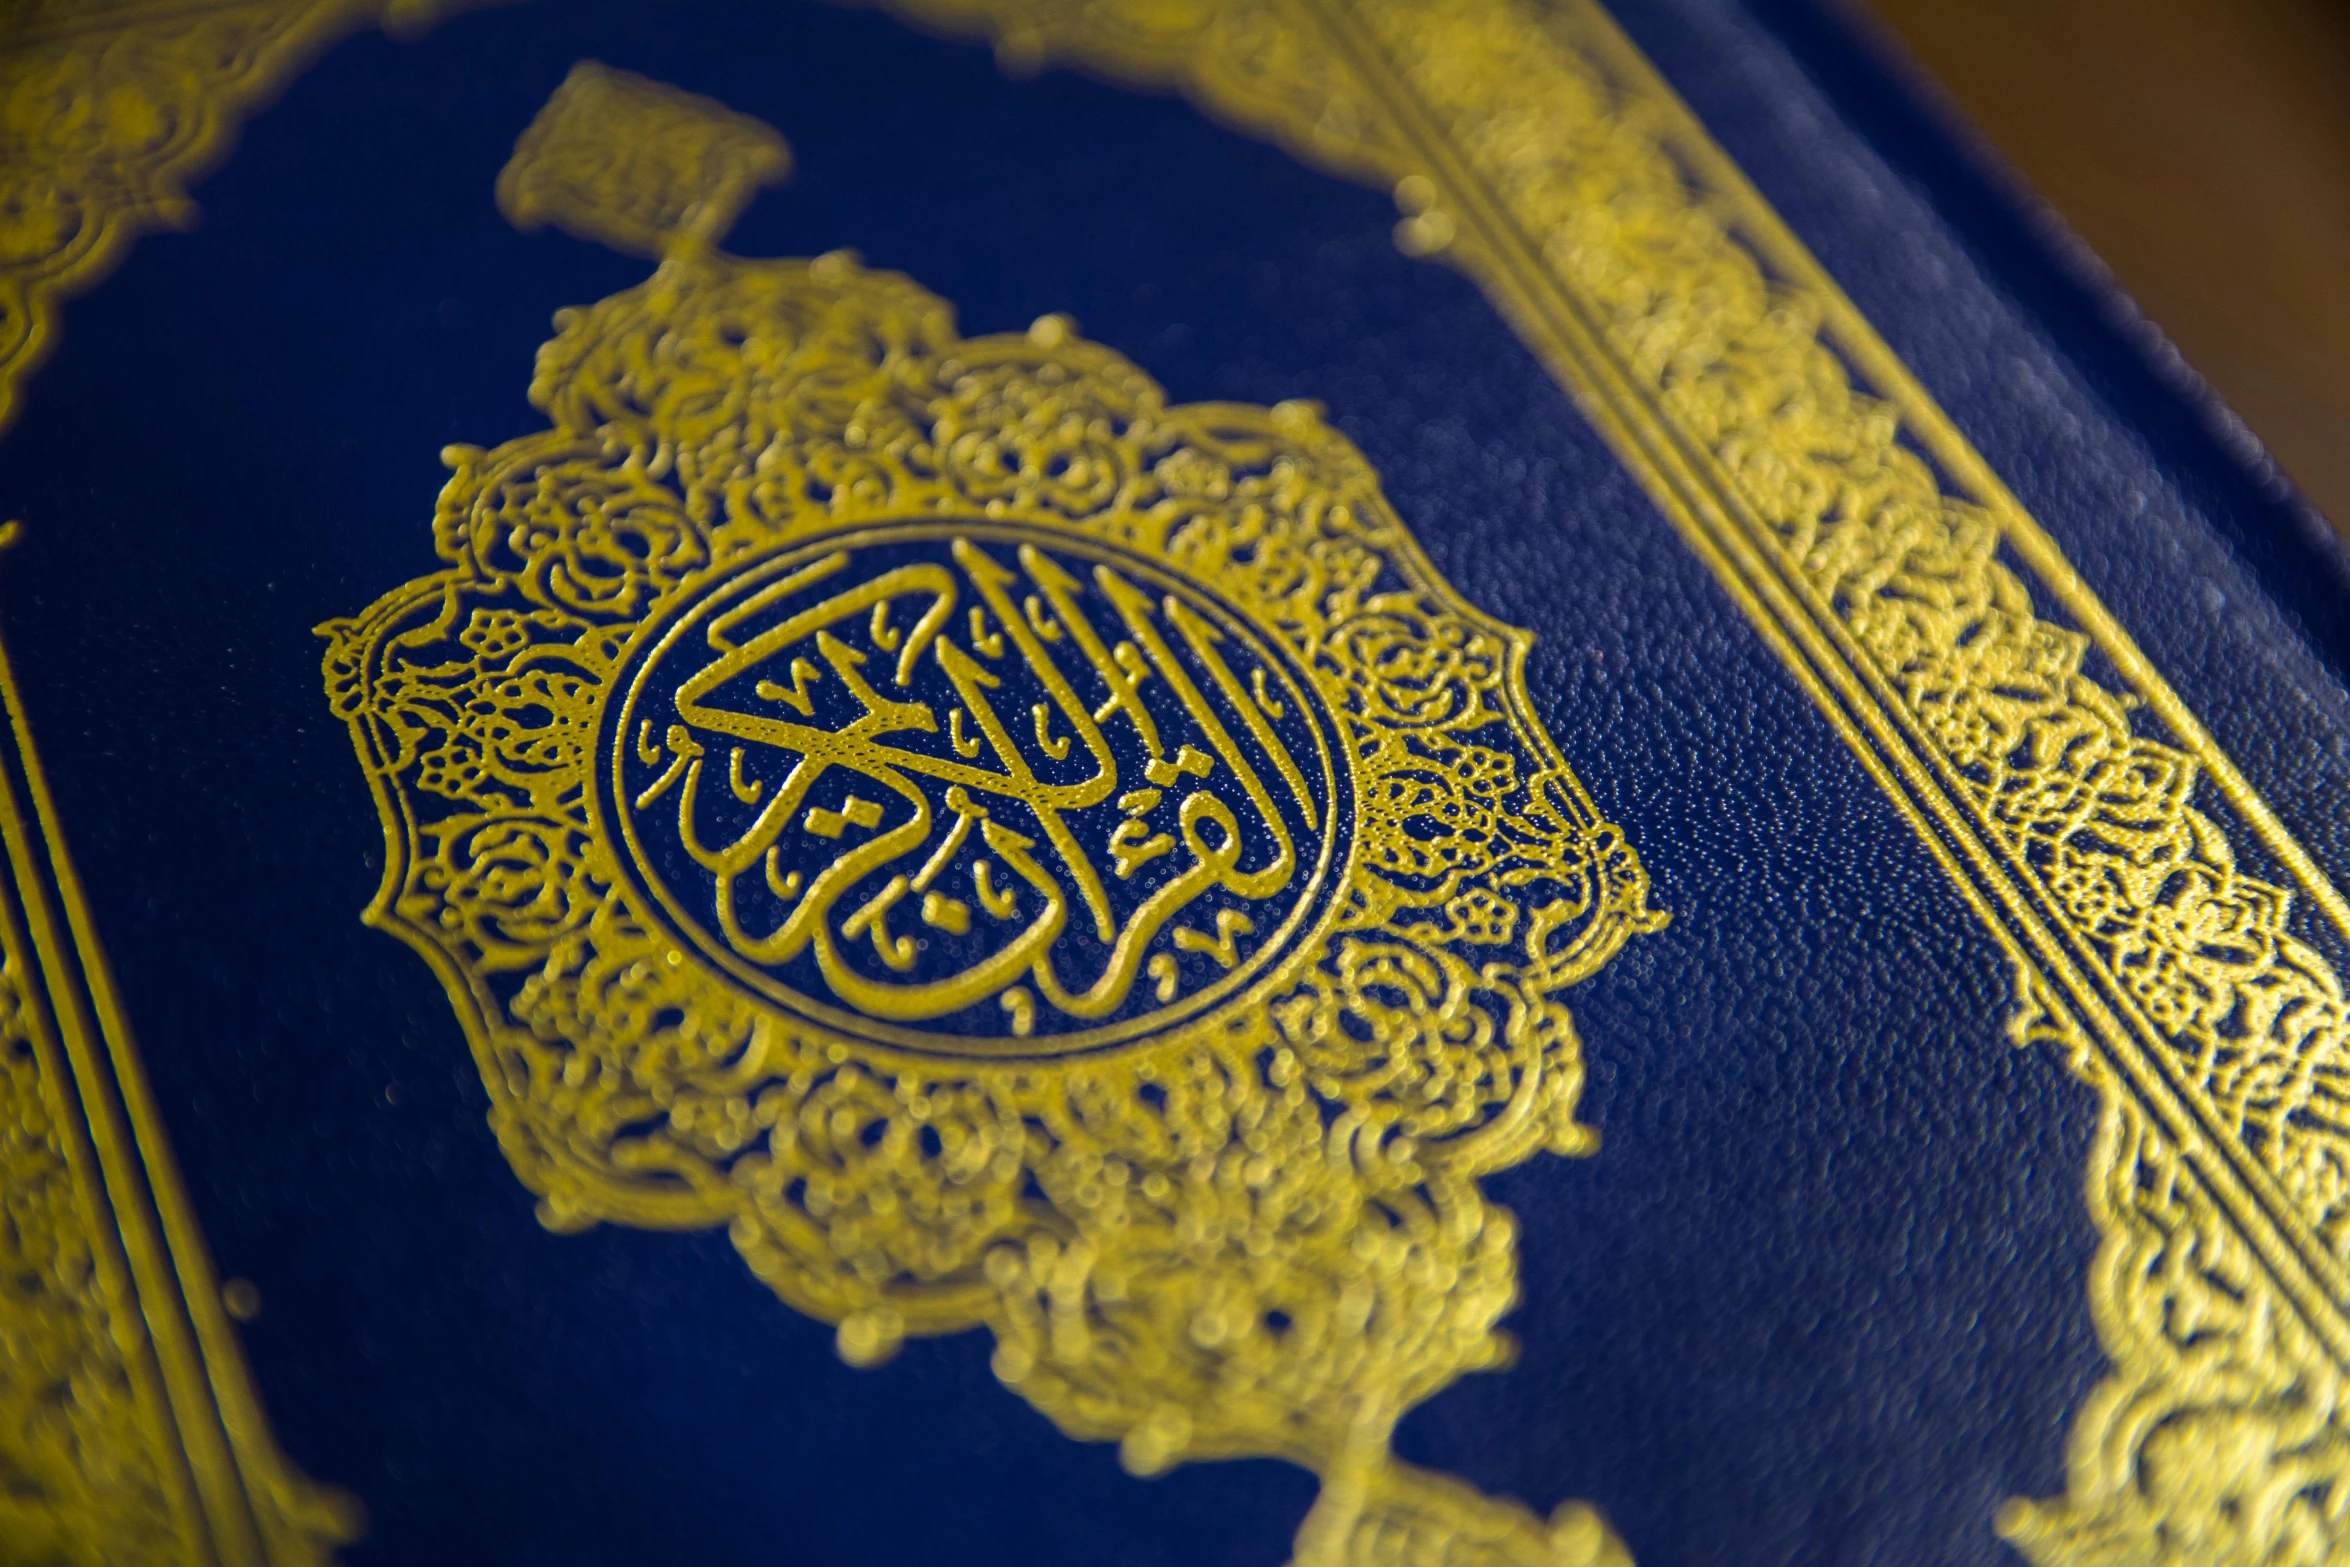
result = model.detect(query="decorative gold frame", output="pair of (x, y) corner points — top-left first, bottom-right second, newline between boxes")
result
(326, 186), (1663, 1558)
(4, 0), (2349, 1560)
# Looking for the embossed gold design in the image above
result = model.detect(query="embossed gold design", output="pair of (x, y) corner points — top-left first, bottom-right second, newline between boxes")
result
(497, 61), (790, 257)
(2000, 975), (2350, 1566)
(24, 0), (2350, 1555)
(0, 950), (178, 1565)
(832, 0), (2350, 1558)
(325, 76), (1660, 1566)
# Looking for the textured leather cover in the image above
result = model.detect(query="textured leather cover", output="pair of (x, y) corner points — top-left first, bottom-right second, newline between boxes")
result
(1, 1), (2346, 1565)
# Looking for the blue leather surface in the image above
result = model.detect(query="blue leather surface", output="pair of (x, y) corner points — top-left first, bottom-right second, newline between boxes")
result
(8, 0), (2332, 1560)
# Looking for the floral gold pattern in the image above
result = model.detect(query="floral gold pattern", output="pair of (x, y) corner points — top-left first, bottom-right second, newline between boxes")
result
(323, 78), (1662, 1563)
(15, 0), (2350, 1558)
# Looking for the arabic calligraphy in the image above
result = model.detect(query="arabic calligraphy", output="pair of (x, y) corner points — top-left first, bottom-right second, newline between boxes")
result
(607, 526), (1346, 1051)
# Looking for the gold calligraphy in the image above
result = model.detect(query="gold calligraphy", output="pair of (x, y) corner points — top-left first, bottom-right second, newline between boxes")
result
(11, 0), (2342, 1556)
(609, 528), (1341, 1051)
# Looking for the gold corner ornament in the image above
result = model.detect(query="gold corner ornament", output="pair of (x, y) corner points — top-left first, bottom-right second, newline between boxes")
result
(321, 69), (1662, 1567)
(0, 0), (484, 438)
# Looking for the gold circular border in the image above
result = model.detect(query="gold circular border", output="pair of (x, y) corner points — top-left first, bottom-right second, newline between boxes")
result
(596, 520), (1357, 1061)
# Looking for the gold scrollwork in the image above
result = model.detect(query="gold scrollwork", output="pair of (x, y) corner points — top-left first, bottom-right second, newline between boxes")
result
(325, 76), (1662, 1563)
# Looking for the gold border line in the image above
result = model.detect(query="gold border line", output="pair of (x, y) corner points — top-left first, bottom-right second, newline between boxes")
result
(1348, 0), (2350, 1418)
(1572, 8), (2350, 956)
(1539, 0), (2350, 1326)
(1302, 0), (2350, 1357)
(835, 0), (2350, 1550)
(0, 641), (212, 1556)
(0, 602), (361, 1564)
(0, 627), (259, 1562)
(1330, 4), (2350, 1550)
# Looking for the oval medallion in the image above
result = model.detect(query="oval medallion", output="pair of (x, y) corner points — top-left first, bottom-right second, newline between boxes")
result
(602, 523), (1351, 1054)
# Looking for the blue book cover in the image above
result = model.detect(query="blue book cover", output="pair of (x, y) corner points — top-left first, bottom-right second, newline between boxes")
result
(1, 1), (2346, 1563)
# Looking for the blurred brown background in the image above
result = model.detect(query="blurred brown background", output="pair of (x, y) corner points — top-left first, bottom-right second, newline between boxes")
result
(1848, 0), (2350, 533)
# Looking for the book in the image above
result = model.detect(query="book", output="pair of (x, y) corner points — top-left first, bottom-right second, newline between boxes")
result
(3, 0), (2347, 1562)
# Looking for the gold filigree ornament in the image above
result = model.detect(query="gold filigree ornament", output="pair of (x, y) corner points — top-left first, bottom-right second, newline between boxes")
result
(320, 66), (1661, 1567)
(0, 0), (489, 437)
